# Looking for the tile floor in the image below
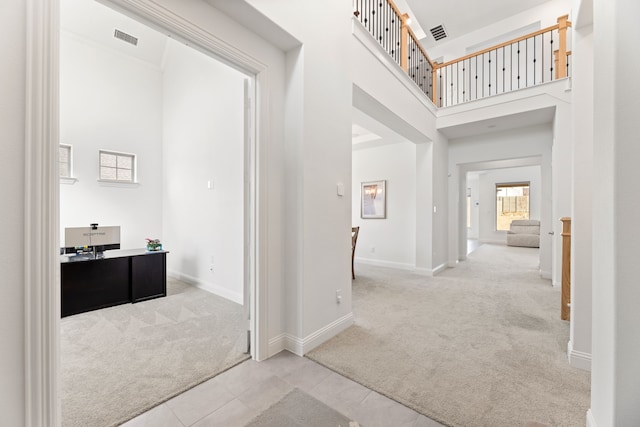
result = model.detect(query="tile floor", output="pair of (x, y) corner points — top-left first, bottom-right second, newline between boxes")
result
(121, 350), (445, 427)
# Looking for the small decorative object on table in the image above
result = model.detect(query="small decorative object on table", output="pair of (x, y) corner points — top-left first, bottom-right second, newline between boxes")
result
(145, 238), (162, 251)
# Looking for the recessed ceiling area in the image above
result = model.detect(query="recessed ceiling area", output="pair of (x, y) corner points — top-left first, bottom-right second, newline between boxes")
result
(438, 107), (555, 139)
(405, 0), (552, 48)
(352, 108), (410, 151)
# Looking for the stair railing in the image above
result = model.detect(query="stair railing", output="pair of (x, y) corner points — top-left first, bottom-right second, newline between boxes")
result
(433, 15), (572, 107)
(353, 0), (572, 107)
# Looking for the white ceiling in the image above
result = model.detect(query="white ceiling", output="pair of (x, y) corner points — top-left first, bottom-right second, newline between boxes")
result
(352, 108), (410, 150)
(61, 0), (169, 67)
(405, 0), (552, 48)
(439, 107), (555, 140)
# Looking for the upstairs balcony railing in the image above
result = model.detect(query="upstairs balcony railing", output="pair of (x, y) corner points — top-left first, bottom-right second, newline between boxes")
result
(353, 0), (572, 108)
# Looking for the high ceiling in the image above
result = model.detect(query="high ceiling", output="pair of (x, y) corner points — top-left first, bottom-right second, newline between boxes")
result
(61, 0), (168, 67)
(404, 0), (552, 48)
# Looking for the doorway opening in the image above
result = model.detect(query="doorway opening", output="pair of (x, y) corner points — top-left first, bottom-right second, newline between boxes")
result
(58, 0), (258, 424)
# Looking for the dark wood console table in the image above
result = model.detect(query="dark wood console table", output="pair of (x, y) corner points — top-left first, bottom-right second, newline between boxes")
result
(61, 248), (168, 317)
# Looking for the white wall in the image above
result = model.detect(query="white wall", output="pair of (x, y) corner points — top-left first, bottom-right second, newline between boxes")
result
(467, 174), (480, 239)
(246, 0), (354, 348)
(352, 142), (417, 269)
(477, 166), (542, 244)
(569, 16), (593, 370)
(162, 39), (245, 303)
(350, 15), (449, 274)
(591, 0), (640, 425)
(0, 1), (25, 424)
(59, 32), (164, 249)
(432, 133), (450, 271)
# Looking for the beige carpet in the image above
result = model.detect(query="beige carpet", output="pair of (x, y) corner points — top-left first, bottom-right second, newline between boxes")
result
(307, 244), (591, 427)
(61, 278), (249, 427)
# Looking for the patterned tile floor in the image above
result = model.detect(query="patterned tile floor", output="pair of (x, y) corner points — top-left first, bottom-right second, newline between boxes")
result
(121, 350), (444, 427)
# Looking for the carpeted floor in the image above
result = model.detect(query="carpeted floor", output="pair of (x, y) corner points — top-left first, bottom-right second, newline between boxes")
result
(307, 244), (591, 427)
(61, 278), (249, 427)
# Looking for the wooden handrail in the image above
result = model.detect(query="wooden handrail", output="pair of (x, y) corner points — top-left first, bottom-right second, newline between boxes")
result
(353, 0), (572, 106)
(434, 18), (571, 70)
(385, 0), (403, 20)
(385, 0), (436, 70)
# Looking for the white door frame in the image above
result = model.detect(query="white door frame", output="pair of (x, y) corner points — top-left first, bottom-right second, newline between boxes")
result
(25, 0), (269, 425)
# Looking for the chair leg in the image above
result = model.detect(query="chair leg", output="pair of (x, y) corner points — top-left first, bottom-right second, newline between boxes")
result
(352, 251), (355, 279)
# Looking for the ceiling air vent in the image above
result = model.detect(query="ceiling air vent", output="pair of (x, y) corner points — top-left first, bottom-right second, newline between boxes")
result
(114, 29), (138, 46)
(430, 24), (448, 42)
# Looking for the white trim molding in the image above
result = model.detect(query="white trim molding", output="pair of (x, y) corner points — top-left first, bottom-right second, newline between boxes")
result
(104, 0), (270, 362)
(431, 263), (448, 275)
(568, 340), (592, 371)
(25, 0), (60, 425)
(268, 334), (290, 357)
(355, 257), (415, 271)
(356, 258), (448, 276)
(269, 333), (304, 357)
(301, 313), (354, 354)
(270, 313), (355, 357)
(28, 1), (273, 423)
(586, 409), (596, 427)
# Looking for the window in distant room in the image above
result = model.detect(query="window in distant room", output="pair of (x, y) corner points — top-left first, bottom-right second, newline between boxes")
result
(99, 150), (136, 183)
(59, 144), (73, 178)
(496, 182), (529, 231)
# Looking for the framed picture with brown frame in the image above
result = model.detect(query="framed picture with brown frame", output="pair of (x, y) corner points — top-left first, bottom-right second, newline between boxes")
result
(361, 180), (386, 219)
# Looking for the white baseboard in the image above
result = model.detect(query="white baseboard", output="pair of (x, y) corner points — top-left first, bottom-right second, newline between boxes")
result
(552, 280), (561, 288)
(432, 263), (448, 275)
(356, 258), (448, 276)
(355, 257), (415, 271)
(586, 409), (596, 427)
(269, 312), (355, 357)
(301, 312), (354, 353)
(568, 340), (592, 371)
(416, 263), (448, 276)
(268, 333), (302, 357)
(479, 238), (506, 244)
(540, 270), (552, 279)
(168, 269), (243, 305)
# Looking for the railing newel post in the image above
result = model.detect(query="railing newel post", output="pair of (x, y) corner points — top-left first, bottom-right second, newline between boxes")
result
(557, 14), (570, 79)
(353, 5), (572, 107)
(400, 13), (409, 72)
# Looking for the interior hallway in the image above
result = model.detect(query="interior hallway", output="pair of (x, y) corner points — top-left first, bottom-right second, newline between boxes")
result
(309, 244), (590, 427)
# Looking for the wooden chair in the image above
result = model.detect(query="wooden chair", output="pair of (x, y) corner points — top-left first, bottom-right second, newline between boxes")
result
(351, 226), (360, 279)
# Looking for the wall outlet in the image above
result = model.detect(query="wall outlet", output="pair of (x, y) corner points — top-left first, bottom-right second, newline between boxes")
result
(336, 289), (342, 304)
(371, 247), (375, 253)
(209, 265), (214, 273)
